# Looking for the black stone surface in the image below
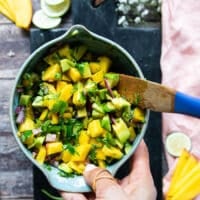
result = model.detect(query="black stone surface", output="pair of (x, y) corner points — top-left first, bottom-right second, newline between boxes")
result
(32, 1), (164, 199)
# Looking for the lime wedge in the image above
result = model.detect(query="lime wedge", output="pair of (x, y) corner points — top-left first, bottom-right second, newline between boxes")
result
(45, 0), (65, 6)
(165, 132), (192, 157)
(32, 10), (61, 29)
(41, 0), (71, 18)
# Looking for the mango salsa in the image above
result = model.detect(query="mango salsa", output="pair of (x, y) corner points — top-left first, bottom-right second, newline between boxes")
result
(15, 43), (146, 176)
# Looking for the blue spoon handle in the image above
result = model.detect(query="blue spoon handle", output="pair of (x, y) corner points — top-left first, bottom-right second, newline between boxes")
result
(174, 92), (200, 118)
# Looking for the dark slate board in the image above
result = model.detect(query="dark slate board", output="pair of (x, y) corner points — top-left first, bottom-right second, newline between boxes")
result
(32, 1), (165, 199)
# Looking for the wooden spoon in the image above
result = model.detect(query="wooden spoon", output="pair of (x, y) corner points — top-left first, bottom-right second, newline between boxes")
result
(118, 74), (200, 118)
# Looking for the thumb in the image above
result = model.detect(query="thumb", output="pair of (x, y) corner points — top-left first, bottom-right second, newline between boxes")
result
(83, 164), (128, 200)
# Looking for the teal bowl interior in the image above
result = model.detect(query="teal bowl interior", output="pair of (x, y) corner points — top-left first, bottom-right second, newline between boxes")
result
(9, 25), (149, 192)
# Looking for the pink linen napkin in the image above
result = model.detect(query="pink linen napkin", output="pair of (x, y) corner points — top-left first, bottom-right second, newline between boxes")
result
(161, 0), (200, 198)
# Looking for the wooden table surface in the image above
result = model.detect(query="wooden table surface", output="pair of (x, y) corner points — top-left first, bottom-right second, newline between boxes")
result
(0, 1), (72, 199)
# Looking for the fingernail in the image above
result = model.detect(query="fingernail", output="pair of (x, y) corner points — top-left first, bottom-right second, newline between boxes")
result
(84, 164), (97, 172)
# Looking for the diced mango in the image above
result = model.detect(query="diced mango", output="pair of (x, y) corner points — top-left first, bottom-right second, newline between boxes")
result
(91, 70), (104, 84)
(96, 149), (106, 160)
(87, 119), (105, 138)
(68, 161), (85, 174)
(133, 107), (145, 123)
(19, 117), (35, 133)
(102, 145), (123, 159)
(59, 84), (73, 102)
(129, 126), (136, 141)
(63, 112), (72, 119)
(57, 44), (72, 59)
(43, 98), (57, 110)
(89, 62), (101, 74)
(98, 160), (106, 168)
(61, 73), (71, 81)
(78, 130), (90, 144)
(98, 56), (112, 72)
(61, 149), (72, 163)
(39, 109), (49, 121)
(46, 142), (63, 156)
(67, 68), (81, 82)
(71, 144), (91, 162)
(42, 63), (61, 82)
(56, 81), (68, 93)
(51, 113), (59, 124)
(36, 146), (46, 164)
(90, 138), (103, 148)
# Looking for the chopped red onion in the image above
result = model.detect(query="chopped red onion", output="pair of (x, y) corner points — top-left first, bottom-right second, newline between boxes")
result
(45, 134), (57, 142)
(104, 79), (114, 98)
(16, 108), (25, 124)
(110, 114), (116, 124)
(32, 127), (42, 136)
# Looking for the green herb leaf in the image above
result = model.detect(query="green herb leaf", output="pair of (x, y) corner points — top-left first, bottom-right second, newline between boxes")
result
(52, 100), (68, 115)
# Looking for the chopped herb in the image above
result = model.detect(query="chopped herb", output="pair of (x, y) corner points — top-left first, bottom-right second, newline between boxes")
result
(55, 72), (62, 80)
(41, 189), (63, 200)
(63, 144), (76, 155)
(21, 130), (33, 143)
(43, 163), (52, 171)
(57, 170), (75, 178)
(52, 100), (68, 115)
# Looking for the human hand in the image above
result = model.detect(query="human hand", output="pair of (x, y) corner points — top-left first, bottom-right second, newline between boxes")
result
(60, 140), (157, 200)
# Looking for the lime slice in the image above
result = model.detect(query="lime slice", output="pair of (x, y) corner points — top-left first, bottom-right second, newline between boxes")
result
(32, 10), (62, 29)
(41, 0), (71, 18)
(45, 0), (65, 6)
(165, 132), (192, 157)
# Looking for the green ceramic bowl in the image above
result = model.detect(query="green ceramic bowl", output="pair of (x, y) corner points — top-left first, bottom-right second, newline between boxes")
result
(10, 25), (149, 192)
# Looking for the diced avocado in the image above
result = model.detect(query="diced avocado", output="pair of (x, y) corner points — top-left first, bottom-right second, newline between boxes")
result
(122, 107), (133, 123)
(102, 102), (115, 113)
(104, 73), (119, 88)
(111, 97), (131, 110)
(34, 136), (45, 149)
(58, 163), (73, 174)
(124, 143), (132, 154)
(22, 72), (39, 89)
(101, 115), (111, 132)
(44, 52), (60, 65)
(112, 118), (130, 144)
(76, 62), (91, 78)
(32, 96), (44, 107)
(19, 95), (32, 106)
(60, 58), (75, 72)
(72, 45), (87, 61)
(77, 107), (87, 118)
(92, 102), (104, 114)
(98, 89), (109, 100)
(114, 139), (123, 149)
(38, 82), (57, 95)
(92, 110), (104, 118)
(84, 79), (97, 95)
(72, 90), (86, 107)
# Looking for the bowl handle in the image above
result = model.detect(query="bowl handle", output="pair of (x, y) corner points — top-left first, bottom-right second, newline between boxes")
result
(62, 24), (93, 41)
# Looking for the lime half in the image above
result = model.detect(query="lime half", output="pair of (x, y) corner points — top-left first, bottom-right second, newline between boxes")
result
(41, 0), (71, 18)
(32, 10), (62, 29)
(165, 132), (192, 157)
(45, 0), (65, 6)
